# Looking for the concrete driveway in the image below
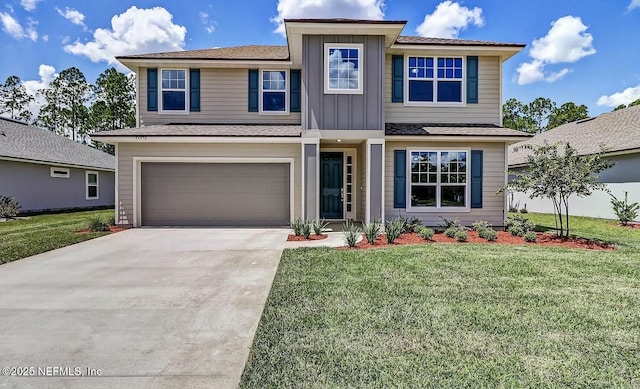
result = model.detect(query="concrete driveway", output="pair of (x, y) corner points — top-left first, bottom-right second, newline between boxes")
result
(0, 228), (288, 389)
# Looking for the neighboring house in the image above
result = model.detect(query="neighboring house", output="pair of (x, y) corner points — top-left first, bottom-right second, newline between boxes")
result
(509, 104), (640, 221)
(93, 18), (530, 228)
(0, 117), (115, 213)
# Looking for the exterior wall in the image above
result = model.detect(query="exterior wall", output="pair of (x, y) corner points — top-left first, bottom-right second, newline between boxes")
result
(0, 160), (115, 212)
(385, 141), (507, 227)
(357, 141), (367, 222)
(138, 67), (302, 126)
(369, 143), (383, 221)
(116, 142), (303, 226)
(303, 35), (385, 130)
(303, 143), (318, 219)
(384, 55), (501, 125)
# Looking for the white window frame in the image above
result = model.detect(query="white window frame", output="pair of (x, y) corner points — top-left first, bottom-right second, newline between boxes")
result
(404, 55), (466, 107)
(50, 167), (70, 178)
(159, 68), (189, 114)
(406, 148), (471, 213)
(324, 43), (364, 95)
(259, 69), (289, 115)
(86, 171), (99, 200)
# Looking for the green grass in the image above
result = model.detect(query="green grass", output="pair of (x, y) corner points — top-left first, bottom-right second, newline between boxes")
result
(241, 215), (640, 388)
(0, 209), (114, 264)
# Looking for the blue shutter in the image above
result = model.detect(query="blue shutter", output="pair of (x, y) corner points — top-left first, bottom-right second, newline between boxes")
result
(394, 150), (406, 208)
(290, 69), (301, 113)
(467, 56), (478, 104)
(189, 69), (200, 112)
(248, 69), (259, 112)
(147, 68), (158, 112)
(471, 150), (483, 208)
(392, 55), (404, 103)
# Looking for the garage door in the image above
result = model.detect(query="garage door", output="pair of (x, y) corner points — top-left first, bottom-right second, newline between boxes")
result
(141, 162), (290, 226)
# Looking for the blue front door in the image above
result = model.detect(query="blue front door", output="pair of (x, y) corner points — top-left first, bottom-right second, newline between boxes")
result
(320, 152), (343, 219)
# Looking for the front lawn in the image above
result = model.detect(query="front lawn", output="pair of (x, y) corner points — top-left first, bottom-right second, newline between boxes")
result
(241, 215), (640, 387)
(0, 209), (114, 265)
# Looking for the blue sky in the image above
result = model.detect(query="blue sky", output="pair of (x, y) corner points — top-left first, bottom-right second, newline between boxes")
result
(1, 0), (639, 117)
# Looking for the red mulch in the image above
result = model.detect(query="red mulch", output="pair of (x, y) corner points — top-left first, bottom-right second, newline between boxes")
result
(287, 234), (328, 241)
(77, 226), (130, 235)
(610, 222), (640, 229)
(345, 231), (614, 251)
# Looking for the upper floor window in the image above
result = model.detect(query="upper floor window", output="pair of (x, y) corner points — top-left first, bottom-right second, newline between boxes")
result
(324, 43), (363, 94)
(261, 70), (287, 113)
(161, 69), (188, 112)
(407, 57), (463, 104)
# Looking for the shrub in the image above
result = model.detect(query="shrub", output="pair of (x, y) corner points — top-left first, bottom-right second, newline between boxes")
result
(519, 203), (529, 214)
(404, 216), (423, 233)
(0, 195), (21, 219)
(385, 217), (405, 244)
(87, 217), (110, 232)
(312, 218), (329, 235)
(478, 227), (495, 239)
(302, 219), (312, 239)
(454, 230), (468, 242)
(363, 220), (382, 244)
(439, 216), (462, 230)
(505, 215), (535, 233)
(484, 229), (498, 241)
(472, 220), (492, 232)
(290, 218), (304, 236)
(524, 231), (537, 242)
(417, 226), (434, 241)
(508, 225), (525, 237)
(610, 191), (639, 226)
(444, 227), (457, 238)
(342, 221), (362, 248)
(106, 215), (116, 226)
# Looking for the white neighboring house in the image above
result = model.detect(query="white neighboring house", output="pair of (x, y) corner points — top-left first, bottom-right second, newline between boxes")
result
(509, 104), (640, 221)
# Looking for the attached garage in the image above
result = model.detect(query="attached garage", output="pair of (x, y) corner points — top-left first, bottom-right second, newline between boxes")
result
(140, 162), (291, 226)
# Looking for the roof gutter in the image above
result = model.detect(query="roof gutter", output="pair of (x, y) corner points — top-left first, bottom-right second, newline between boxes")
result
(0, 156), (115, 172)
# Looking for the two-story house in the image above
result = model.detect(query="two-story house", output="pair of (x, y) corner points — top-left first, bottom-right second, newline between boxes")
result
(94, 19), (530, 228)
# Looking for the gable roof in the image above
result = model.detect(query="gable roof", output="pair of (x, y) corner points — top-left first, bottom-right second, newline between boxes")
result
(509, 104), (640, 166)
(0, 117), (115, 170)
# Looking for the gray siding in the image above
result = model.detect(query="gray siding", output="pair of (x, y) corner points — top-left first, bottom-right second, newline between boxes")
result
(304, 144), (318, 219)
(385, 55), (502, 125)
(303, 35), (385, 130)
(138, 67), (301, 126)
(0, 160), (115, 212)
(385, 141), (507, 227)
(600, 153), (640, 183)
(369, 144), (383, 221)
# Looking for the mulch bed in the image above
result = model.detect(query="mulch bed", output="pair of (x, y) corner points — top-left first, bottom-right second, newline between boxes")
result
(610, 222), (640, 229)
(77, 226), (130, 235)
(287, 234), (328, 241)
(346, 231), (614, 251)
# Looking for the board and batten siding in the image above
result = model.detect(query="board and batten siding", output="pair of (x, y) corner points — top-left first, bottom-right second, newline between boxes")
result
(138, 68), (302, 126)
(303, 35), (385, 131)
(117, 143), (302, 226)
(384, 55), (502, 125)
(385, 141), (507, 227)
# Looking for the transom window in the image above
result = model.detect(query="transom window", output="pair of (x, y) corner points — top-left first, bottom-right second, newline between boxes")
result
(86, 171), (99, 200)
(161, 69), (187, 112)
(409, 150), (468, 209)
(325, 43), (363, 94)
(407, 57), (463, 103)
(261, 70), (287, 113)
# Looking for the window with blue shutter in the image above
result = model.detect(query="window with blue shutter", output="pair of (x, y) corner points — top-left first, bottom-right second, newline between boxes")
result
(394, 150), (406, 208)
(471, 150), (483, 208)
(467, 56), (478, 104)
(189, 69), (200, 112)
(392, 55), (403, 103)
(248, 69), (259, 112)
(290, 69), (301, 112)
(147, 68), (158, 112)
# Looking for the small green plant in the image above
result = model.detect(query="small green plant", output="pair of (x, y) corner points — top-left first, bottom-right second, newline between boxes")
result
(477, 227), (494, 239)
(312, 218), (329, 235)
(524, 231), (537, 242)
(439, 216), (462, 230)
(454, 230), (468, 242)
(505, 215), (535, 233)
(0, 195), (21, 219)
(106, 215), (116, 226)
(444, 227), (458, 238)
(508, 225), (525, 237)
(417, 227), (435, 241)
(342, 221), (362, 248)
(610, 191), (639, 226)
(363, 220), (382, 244)
(472, 220), (492, 232)
(385, 217), (405, 244)
(87, 217), (110, 232)
(290, 218), (304, 236)
(302, 219), (312, 239)
(484, 229), (498, 241)
(403, 216), (423, 233)
(519, 203), (528, 213)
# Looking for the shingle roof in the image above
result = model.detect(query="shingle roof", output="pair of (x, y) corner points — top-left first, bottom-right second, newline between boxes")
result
(0, 117), (115, 170)
(509, 105), (640, 166)
(386, 123), (532, 137)
(94, 124), (302, 137)
(396, 36), (526, 47)
(117, 45), (290, 61)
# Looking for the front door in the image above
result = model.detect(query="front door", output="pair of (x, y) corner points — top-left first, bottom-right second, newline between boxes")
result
(320, 152), (343, 219)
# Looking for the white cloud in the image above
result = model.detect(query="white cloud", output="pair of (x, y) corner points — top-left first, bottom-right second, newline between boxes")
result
(22, 64), (57, 119)
(56, 7), (87, 30)
(628, 0), (640, 11)
(272, 0), (385, 36)
(41, 34), (48, 42)
(597, 85), (640, 107)
(517, 16), (595, 85)
(20, 0), (42, 11)
(0, 12), (37, 41)
(64, 6), (187, 64)
(416, 1), (484, 38)
(199, 11), (215, 34)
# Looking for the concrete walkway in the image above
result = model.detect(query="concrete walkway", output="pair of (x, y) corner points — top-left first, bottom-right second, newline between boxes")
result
(0, 228), (288, 389)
